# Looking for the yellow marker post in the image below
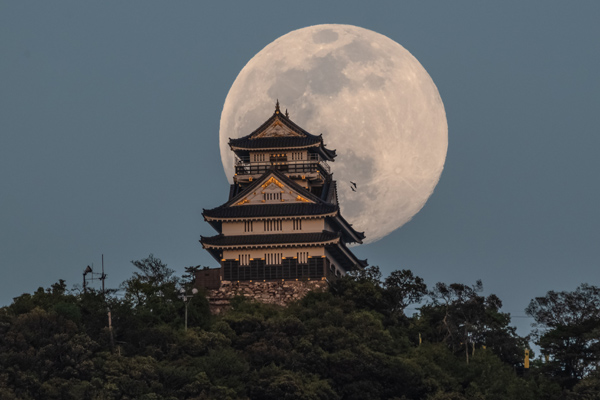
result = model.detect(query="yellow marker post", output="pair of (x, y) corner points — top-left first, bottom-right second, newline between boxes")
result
(419, 333), (422, 345)
(524, 349), (530, 369)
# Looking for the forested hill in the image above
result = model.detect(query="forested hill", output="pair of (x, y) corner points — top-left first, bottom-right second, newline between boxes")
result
(1, 255), (599, 399)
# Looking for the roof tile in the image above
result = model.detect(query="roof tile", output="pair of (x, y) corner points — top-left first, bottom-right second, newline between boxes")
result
(201, 231), (340, 247)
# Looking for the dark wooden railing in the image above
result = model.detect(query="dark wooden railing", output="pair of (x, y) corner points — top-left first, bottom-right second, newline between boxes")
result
(234, 154), (331, 176)
(235, 162), (320, 176)
(222, 257), (338, 282)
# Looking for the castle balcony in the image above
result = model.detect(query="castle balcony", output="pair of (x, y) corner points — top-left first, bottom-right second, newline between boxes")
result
(221, 256), (340, 282)
(235, 154), (331, 181)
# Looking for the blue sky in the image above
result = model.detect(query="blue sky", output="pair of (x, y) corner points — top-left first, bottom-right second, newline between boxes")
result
(1, 1), (599, 337)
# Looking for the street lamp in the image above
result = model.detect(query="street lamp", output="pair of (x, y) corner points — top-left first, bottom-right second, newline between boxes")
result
(179, 287), (198, 331)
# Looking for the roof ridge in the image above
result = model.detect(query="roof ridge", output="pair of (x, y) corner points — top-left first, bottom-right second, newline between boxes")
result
(232, 109), (322, 142)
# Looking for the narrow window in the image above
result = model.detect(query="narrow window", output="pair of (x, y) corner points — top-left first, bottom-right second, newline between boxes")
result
(293, 219), (302, 231)
(297, 251), (309, 264)
(239, 254), (250, 266)
(265, 252), (282, 265)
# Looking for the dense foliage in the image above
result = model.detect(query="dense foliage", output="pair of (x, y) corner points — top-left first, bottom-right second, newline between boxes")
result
(0, 257), (597, 399)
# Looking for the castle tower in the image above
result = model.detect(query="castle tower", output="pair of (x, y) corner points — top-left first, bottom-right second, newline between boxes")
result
(200, 103), (366, 285)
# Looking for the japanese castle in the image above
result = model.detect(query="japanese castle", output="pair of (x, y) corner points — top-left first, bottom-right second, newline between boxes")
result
(200, 102), (366, 283)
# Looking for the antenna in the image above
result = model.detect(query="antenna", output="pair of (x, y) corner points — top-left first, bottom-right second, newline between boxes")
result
(82, 257), (107, 294)
(101, 254), (106, 296)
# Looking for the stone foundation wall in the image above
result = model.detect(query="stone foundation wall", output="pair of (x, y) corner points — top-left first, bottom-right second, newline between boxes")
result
(206, 279), (329, 314)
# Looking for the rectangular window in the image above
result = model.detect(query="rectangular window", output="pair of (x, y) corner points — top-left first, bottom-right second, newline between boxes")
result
(264, 219), (282, 232)
(293, 219), (302, 231)
(297, 251), (309, 264)
(265, 252), (282, 265)
(239, 254), (250, 266)
(263, 193), (282, 201)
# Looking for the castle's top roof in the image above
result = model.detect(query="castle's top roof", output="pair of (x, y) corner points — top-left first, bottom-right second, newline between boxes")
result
(228, 103), (336, 160)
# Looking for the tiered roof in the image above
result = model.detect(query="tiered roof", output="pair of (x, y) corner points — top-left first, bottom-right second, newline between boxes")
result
(228, 103), (336, 161)
(203, 104), (367, 274)
(203, 203), (338, 220)
(201, 231), (341, 248)
(201, 230), (367, 271)
(202, 168), (365, 243)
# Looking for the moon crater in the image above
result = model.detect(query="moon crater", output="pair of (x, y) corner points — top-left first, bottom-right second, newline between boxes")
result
(220, 24), (448, 243)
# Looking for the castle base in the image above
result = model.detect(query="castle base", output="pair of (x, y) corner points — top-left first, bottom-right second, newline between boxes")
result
(206, 280), (329, 314)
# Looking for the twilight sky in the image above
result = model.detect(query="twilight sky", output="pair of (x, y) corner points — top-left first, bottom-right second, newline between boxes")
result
(1, 1), (599, 337)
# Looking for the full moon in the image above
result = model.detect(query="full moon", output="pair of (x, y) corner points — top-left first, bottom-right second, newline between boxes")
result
(220, 24), (447, 243)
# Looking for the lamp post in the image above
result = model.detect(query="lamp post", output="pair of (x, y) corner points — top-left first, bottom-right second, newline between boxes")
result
(179, 287), (198, 331)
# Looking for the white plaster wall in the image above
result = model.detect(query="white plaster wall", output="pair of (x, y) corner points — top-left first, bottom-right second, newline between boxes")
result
(223, 246), (325, 261)
(292, 218), (323, 232)
(222, 221), (254, 235)
(222, 218), (324, 235)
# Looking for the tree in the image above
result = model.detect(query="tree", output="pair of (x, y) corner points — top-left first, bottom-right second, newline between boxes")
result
(121, 254), (180, 308)
(425, 280), (526, 366)
(383, 269), (427, 315)
(332, 266), (389, 315)
(182, 265), (202, 285)
(526, 284), (600, 388)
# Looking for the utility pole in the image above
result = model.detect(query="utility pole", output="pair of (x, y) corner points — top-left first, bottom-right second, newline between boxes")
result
(101, 254), (106, 294)
(101, 254), (116, 353)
